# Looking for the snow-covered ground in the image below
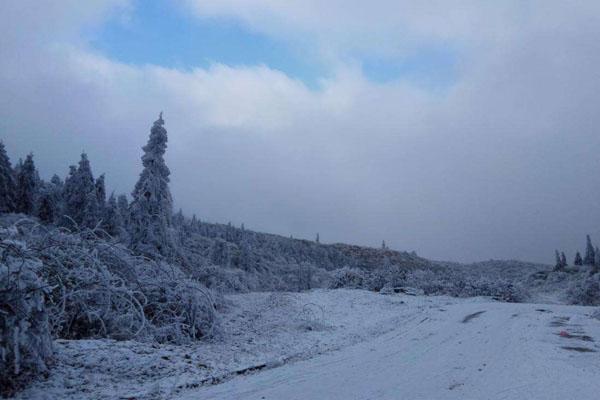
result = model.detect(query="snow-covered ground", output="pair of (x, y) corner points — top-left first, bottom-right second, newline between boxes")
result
(16, 289), (600, 400)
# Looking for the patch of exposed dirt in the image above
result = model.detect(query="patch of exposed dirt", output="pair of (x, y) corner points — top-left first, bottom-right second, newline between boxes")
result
(462, 311), (486, 323)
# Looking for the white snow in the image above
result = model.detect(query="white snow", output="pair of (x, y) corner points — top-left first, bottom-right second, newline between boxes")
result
(190, 297), (600, 400)
(15, 289), (600, 400)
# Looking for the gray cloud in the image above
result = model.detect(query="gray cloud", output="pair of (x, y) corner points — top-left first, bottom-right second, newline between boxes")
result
(1, 1), (600, 263)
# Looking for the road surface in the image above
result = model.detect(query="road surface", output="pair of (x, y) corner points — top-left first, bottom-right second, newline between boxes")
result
(185, 300), (600, 400)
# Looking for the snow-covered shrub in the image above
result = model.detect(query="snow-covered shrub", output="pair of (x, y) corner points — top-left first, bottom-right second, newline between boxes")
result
(567, 274), (600, 306)
(364, 265), (408, 291)
(546, 271), (568, 284)
(5, 219), (218, 344)
(0, 230), (53, 397)
(357, 266), (528, 302)
(329, 267), (366, 289)
(137, 261), (217, 343)
(402, 269), (437, 292)
(192, 264), (254, 293)
(447, 278), (526, 303)
(295, 262), (314, 291)
(29, 227), (146, 340)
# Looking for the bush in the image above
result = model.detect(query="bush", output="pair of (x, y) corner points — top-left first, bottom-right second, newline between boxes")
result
(1, 229), (53, 397)
(7, 220), (219, 344)
(329, 267), (366, 289)
(138, 261), (218, 343)
(364, 265), (408, 291)
(330, 264), (528, 303)
(567, 275), (600, 306)
(193, 264), (255, 293)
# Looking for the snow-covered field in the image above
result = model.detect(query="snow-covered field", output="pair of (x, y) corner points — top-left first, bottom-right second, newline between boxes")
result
(16, 289), (600, 400)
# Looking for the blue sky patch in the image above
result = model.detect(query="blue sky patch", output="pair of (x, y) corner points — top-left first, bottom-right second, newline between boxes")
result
(88, 0), (458, 91)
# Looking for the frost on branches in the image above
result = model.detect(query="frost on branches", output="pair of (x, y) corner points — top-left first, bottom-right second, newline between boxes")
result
(129, 113), (174, 257)
(0, 225), (53, 397)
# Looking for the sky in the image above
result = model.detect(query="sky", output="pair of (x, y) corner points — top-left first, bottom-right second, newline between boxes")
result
(1, 0), (600, 264)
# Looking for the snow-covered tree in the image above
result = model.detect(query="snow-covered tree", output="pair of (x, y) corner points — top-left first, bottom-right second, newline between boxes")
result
(129, 113), (174, 256)
(316, 233), (320, 243)
(15, 154), (38, 215)
(103, 193), (123, 237)
(60, 165), (77, 224)
(35, 179), (62, 223)
(560, 252), (568, 269)
(95, 174), (106, 210)
(554, 250), (562, 271)
(82, 190), (100, 229)
(13, 158), (22, 178)
(0, 141), (16, 213)
(117, 194), (129, 223)
(173, 208), (185, 227)
(584, 234), (595, 266)
(382, 240), (387, 250)
(63, 154), (96, 226)
(574, 251), (583, 266)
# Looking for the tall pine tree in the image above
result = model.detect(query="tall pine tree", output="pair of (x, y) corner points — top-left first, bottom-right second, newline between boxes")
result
(15, 153), (38, 214)
(560, 252), (568, 268)
(554, 250), (562, 271)
(0, 141), (16, 213)
(103, 193), (124, 237)
(95, 174), (106, 210)
(63, 154), (96, 226)
(129, 113), (174, 256)
(117, 194), (129, 224)
(82, 190), (100, 229)
(35, 178), (62, 223)
(584, 234), (595, 266)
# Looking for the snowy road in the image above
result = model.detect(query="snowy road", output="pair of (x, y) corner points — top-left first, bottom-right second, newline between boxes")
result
(186, 300), (600, 400)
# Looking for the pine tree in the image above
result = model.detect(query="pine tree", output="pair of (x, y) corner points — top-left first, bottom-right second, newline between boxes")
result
(560, 252), (568, 268)
(316, 233), (320, 243)
(103, 193), (123, 237)
(35, 179), (62, 223)
(63, 154), (96, 226)
(584, 235), (595, 266)
(15, 153), (38, 214)
(82, 190), (100, 229)
(60, 165), (77, 225)
(174, 208), (185, 227)
(50, 174), (63, 187)
(574, 251), (583, 266)
(0, 141), (16, 213)
(117, 194), (129, 223)
(129, 113), (174, 256)
(554, 250), (562, 271)
(95, 174), (106, 210)
(13, 158), (22, 178)
(382, 240), (387, 250)
(594, 247), (600, 274)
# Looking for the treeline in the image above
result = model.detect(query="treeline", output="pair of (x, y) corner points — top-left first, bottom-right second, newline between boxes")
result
(2, 113), (431, 284)
(1, 114), (174, 258)
(554, 234), (600, 273)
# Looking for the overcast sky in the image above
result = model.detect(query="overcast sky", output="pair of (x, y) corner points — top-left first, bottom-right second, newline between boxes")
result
(2, 1), (600, 263)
